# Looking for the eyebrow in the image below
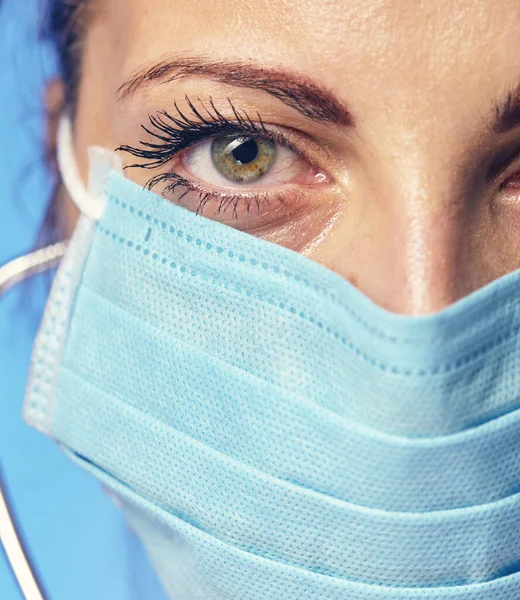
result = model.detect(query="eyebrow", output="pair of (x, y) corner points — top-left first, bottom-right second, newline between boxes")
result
(117, 56), (354, 127)
(495, 83), (520, 133)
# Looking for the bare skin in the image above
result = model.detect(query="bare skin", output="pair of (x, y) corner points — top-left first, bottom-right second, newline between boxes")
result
(54, 0), (520, 314)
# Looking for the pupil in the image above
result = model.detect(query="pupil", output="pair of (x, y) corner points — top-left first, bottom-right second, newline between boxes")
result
(231, 138), (258, 165)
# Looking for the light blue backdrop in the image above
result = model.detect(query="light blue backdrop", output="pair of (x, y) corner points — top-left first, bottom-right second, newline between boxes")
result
(0, 0), (50, 264)
(0, 2), (167, 598)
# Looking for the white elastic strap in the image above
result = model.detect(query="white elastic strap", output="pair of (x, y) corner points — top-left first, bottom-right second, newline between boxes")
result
(0, 250), (60, 600)
(0, 470), (47, 600)
(0, 242), (67, 296)
(56, 115), (124, 221)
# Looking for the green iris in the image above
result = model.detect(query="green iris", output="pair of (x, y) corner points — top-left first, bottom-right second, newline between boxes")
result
(211, 135), (276, 183)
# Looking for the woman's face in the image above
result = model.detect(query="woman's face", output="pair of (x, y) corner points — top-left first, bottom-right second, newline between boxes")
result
(69, 0), (520, 314)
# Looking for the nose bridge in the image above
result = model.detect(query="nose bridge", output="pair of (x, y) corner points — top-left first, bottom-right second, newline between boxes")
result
(327, 143), (473, 316)
(390, 169), (463, 315)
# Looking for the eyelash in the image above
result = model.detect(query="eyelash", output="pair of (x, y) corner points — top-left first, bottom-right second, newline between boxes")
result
(117, 96), (303, 217)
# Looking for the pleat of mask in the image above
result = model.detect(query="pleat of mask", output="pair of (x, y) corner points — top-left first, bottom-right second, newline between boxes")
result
(24, 117), (520, 598)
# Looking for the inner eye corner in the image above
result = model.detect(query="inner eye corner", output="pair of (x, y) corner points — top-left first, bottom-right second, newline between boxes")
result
(501, 172), (520, 190)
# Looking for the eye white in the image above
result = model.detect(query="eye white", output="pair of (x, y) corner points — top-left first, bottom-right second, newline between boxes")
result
(181, 137), (308, 189)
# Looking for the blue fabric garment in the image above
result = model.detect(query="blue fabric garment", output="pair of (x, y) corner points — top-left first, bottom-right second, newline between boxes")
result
(26, 132), (520, 598)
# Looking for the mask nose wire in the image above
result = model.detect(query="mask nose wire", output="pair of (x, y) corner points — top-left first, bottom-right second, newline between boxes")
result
(0, 245), (68, 600)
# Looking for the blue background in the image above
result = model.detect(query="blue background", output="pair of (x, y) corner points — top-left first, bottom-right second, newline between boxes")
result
(0, 1), (166, 598)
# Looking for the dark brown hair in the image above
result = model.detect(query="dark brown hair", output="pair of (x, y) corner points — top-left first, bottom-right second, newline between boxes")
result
(39, 0), (89, 245)
(47, 0), (90, 107)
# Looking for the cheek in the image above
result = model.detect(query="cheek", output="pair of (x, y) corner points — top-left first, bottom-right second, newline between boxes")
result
(298, 183), (520, 315)
(243, 194), (343, 253)
(489, 192), (520, 261)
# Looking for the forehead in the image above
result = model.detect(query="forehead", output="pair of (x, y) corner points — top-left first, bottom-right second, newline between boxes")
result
(101, 0), (519, 75)
(90, 0), (520, 135)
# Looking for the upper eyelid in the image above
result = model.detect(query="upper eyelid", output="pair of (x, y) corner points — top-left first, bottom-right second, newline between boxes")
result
(180, 121), (304, 157)
(181, 128), (311, 180)
(117, 100), (313, 171)
(488, 142), (520, 185)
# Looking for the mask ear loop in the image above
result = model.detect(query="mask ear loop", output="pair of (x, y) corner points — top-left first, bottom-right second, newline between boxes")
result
(56, 115), (94, 219)
(56, 115), (124, 221)
(0, 117), (125, 600)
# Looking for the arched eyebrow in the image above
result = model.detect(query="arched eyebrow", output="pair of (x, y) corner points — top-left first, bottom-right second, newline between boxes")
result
(495, 84), (520, 133)
(116, 56), (354, 127)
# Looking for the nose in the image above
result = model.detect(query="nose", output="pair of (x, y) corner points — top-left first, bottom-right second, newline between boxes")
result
(313, 163), (492, 316)
(357, 196), (465, 315)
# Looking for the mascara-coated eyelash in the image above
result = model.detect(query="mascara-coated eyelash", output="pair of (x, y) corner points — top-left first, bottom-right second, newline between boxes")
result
(145, 170), (291, 218)
(117, 96), (312, 220)
(117, 96), (299, 170)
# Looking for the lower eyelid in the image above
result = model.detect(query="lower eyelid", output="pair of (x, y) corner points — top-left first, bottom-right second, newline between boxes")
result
(200, 189), (308, 225)
(145, 167), (314, 224)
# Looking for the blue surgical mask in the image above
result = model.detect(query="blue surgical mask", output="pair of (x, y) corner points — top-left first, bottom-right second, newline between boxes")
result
(25, 116), (520, 599)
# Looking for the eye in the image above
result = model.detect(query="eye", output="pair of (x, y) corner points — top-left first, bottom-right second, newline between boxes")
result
(118, 100), (334, 233)
(210, 136), (276, 183)
(180, 133), (322, 190)
(502, 172), (520, 191)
